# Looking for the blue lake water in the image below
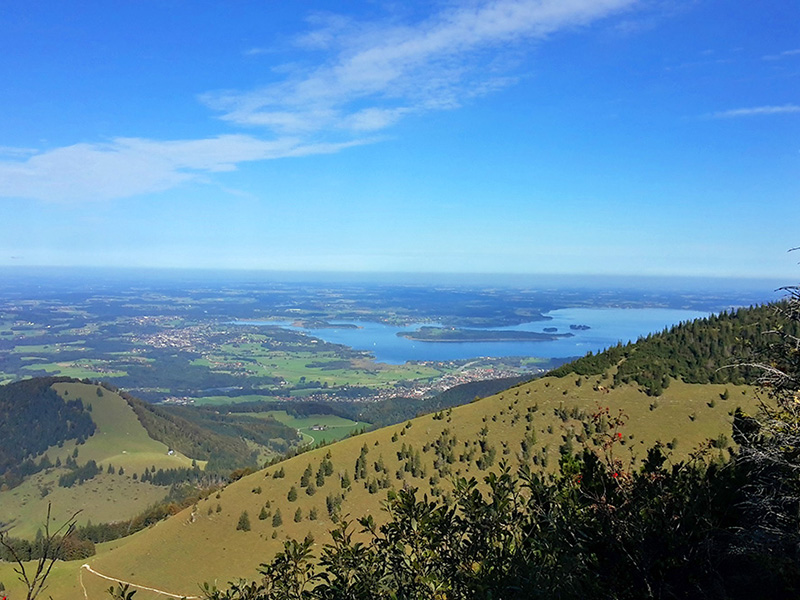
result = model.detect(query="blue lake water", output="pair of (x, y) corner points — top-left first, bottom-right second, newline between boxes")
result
(237, 307), (709, 365)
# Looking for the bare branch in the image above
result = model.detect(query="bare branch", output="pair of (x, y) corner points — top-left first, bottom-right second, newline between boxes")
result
(0, 503), (83, 600)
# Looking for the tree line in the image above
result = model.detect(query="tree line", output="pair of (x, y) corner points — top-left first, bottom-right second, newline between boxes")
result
(0, 377), (95, 489)
(550, 304), (797, 395)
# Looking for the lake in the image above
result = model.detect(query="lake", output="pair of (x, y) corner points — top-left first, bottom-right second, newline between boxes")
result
(237, 307), (709, 364)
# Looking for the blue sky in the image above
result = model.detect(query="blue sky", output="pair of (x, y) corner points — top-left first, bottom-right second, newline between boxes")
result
(0, 0), (797, 278)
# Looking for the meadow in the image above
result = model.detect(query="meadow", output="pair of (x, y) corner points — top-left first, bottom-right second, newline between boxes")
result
(193, 345), (447, 390)
(248, 411), (370, 445)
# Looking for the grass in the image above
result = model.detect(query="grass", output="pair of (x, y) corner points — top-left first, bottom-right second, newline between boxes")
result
(190, 394), (280, 406)
(49, 382), (202, 473)
(0, 471), (170, 540)
(60, 374), (761, 598)
(0, 556), (85, 600)
(0, 382), (201, 539)
(248, 411), (370, 445)
(9, 341), (87, 354)
(19, 362), (128, 378)
(196, 346), (449, 389)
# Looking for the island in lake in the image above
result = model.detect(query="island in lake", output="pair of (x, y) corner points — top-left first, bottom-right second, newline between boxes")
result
(398, 326), (574, 343)
(292, 319), (361, 329)
(570, 324), (591, 330)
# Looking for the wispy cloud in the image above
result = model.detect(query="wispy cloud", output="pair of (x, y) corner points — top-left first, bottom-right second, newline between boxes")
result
(202, 0), (635, 135)
(243, 47), (270, 57)
(0, 0), (634, 203)
(763, 49), (800, 61)
(711, 104), (800, 119)
(0, 146), (38, 157)
(0, 135), (366, 203)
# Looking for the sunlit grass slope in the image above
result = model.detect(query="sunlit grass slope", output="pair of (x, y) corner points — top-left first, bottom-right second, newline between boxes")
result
(60, 373), (760, 598)
(0, 382), (198, 539)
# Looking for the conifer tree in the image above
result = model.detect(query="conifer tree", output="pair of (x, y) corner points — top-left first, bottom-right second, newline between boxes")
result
(236, 511), (250, 532)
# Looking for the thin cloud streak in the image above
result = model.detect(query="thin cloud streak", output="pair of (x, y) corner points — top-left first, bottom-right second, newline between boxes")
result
(0, 146), (39, 157)
(712, 104), (800, 119)
(0, 135), (367, 203)
(763, 49), (800, 61)
(244, 47), (270, 56)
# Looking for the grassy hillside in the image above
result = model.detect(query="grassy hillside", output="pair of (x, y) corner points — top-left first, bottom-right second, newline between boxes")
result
(1, 304), (783, 598)
(122, 392), (301, 471)
(30, 374), (755, 599)
(0, 378), (315, 544)
(250, 411), (370, 445)
(0, 377), (95, 488)
(0, 381), (198, 539)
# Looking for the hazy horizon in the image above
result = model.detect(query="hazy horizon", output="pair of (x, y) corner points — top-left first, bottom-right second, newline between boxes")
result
(0, 264), (789, 295)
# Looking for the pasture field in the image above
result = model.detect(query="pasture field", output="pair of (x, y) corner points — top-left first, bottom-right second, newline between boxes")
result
(248, 411), (370, 445)
(10, 341), (87, 354)
(195, 345), (450, 389)
(0, 471), (171, 540)
(19, 362), (128, 379)
(190, 394), (279, 406)
(49, 382), (200, 472)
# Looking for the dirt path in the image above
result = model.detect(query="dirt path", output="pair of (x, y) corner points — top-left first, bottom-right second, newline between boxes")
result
(80, 564), (200, 599)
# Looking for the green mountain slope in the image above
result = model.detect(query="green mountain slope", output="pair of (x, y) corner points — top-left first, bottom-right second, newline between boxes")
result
(0, 381), (198, 539)
(0, 302), (784, 598)
(0, 377), (96, 488)
(122, 392), (300, 471)
(550, 303), (797, 395)
(0, 379), (301, 541)
(60, 376), (756, 598)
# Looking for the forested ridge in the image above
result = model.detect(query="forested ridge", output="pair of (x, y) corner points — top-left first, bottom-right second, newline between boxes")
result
(354, 375), (530, 426)
(165, 405), (301, 455)
(118, 389), (298, 472)
(550, 303), (797, 395)
(0, 377), (95, 489)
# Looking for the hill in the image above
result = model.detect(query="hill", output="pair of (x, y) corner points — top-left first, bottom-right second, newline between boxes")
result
(122, 392), (300, 471)
(550, 303), (798, 395)
(0, 302), (786, 598)
(0, 380), (201, 540)
(0, 377), (96, 489)
(0, 379), (301, 541)
(39, 373), (756, 599)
